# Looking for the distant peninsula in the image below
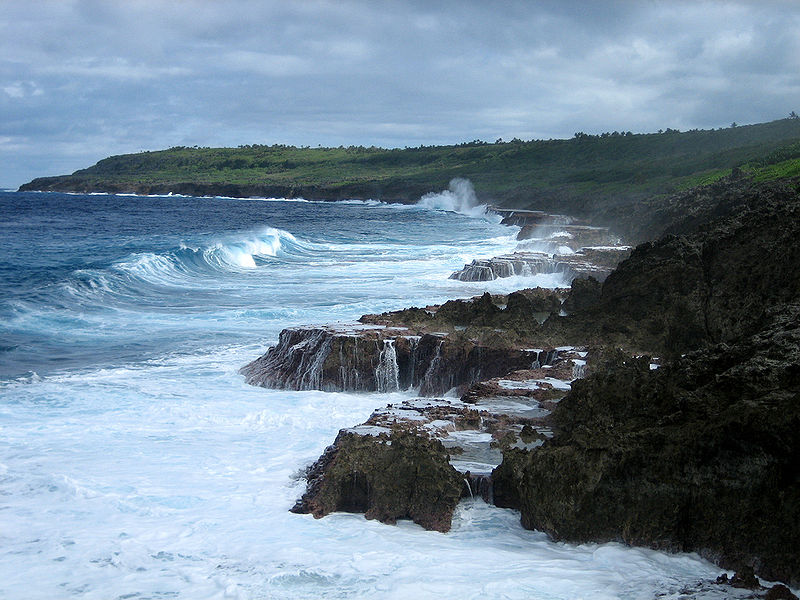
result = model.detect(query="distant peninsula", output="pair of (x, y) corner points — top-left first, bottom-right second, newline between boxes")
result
(20, 118), (800, 222)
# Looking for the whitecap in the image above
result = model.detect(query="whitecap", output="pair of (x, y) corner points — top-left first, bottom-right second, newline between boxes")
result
(417, 178), (500, 221)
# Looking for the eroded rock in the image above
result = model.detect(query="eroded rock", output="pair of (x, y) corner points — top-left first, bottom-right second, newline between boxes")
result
(291, 349), (588, 531)
(493, 307), (800, 586)
(291, 428), (463, 532)
(449, 248), (631, 283)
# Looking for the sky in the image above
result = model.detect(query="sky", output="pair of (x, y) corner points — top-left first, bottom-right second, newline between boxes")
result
(2, 0), (800, 188)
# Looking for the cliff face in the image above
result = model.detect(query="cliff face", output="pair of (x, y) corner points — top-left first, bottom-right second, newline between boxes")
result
(494, 307), (800, 585)
(239, 324), (561, 397)
(545, 179), (800, 356)
(493, 185), (800, 586)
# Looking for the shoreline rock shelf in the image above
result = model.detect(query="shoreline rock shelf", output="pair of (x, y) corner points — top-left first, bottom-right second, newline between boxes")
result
(290, 349), (588, 532)
(451, 209), (631, 283)
(449, 247), (631, 282)
(243, 179), (800, 588)
(239, 323), (572, 397)
(240, 288), (573, 396)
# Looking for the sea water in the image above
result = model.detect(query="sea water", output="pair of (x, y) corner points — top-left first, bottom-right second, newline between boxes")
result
(1, 190), (730, 599)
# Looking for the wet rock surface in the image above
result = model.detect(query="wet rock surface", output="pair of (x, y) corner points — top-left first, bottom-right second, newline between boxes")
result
(449, 247), (631, 283)
(494, 306), (800, 586)
(291, 349), (587, 531)
(248, 178), (800, 587)
(451, 210), (630, 283)
(241, 289), (572, 396)
(486, 187), (800, 586)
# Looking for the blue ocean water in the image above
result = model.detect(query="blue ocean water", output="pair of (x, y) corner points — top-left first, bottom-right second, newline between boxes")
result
(0, 190), (727, 599)
(0, 191), (523, 379)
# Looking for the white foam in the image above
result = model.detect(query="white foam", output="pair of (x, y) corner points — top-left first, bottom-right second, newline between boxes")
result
(416, 178), (500, 221)
(0, 193), (736, 599)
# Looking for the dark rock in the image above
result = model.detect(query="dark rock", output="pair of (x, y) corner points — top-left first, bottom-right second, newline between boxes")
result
(291, 428), (463, 532)
(506, 288), (563, 315)
(240, 325), (546, 396)
(765, 584), (799, 600)
(436, 292), (500, 325)
(493, 306), (800, 586)
(730, 566), (760, 589)
(290, 346), (589, 532)
(561, 277), (602, 313)
(542, 187), (800, 356)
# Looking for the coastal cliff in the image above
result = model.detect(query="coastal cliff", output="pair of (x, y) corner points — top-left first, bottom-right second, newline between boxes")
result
(240, 290), (569, 396)
(242, 175), (800, 587)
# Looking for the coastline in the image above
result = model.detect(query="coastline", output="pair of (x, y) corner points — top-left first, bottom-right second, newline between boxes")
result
(17, 178), (434, 205)
(238, 178), (800, 590)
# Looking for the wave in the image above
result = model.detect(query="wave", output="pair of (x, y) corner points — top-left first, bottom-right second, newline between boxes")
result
(184, 227), (313, 270)
(53, 227), (319, 305)
(416, 178), (499, 221)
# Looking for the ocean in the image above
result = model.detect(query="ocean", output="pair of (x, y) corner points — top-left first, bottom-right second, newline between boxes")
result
(0, 188), (727, 599)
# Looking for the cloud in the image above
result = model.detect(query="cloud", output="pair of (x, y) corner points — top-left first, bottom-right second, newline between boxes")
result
(1, 0), (799, 187)
(3, 81), (43, 98)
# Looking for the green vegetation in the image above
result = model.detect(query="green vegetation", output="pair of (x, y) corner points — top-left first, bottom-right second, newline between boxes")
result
(21, 118), (800, 210)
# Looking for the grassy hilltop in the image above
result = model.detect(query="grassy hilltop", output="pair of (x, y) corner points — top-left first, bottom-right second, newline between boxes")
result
(20, 117), (800, 215)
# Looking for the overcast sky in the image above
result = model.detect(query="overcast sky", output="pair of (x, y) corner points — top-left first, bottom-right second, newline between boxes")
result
(2, 0), (799, 188)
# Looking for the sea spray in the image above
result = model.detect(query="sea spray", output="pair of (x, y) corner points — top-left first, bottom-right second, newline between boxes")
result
(417, 178), (500, 221)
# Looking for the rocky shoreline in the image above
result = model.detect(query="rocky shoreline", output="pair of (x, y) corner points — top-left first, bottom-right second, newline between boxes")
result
(18, 177), (436, 204)
(241, 176), (800, 591)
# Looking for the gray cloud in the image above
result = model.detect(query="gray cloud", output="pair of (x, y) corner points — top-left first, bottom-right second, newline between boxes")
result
(2, 0), (799, 187)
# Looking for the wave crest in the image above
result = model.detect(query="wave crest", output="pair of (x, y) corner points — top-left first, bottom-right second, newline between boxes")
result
(59, 226), (311, 302)
(195, 227), (304, 270)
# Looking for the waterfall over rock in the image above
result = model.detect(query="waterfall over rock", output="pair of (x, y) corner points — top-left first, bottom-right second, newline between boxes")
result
(375, 339), (400, 392)
(240, 326), (545, 396)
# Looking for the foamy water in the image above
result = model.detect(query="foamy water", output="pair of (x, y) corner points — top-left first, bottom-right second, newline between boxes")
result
(0, 189), (731, 598)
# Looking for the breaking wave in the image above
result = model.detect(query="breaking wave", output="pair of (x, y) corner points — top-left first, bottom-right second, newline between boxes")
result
(417, 178), (500, 221)
(55, 227), (316, 304)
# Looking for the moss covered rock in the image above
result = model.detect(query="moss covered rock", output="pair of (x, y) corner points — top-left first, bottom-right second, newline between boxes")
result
(291, 429), (463, 532)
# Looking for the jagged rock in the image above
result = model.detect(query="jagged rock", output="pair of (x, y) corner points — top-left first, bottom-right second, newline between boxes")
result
(435, 292), (500, 324)
(506, 288), (564, 314)
(494, 208), (556, 228)
(561, 276), (602, 313)
(360, 289), (566, 331)
(729, 567), (761, 589)
(765, 584), (799, 600)
(449, 247), (631, 283)
(542, 189), (800, 356)
(240, 324), (548, 396)
(450, 208), (629, 283)
(291, 428), (463, 532)
(493, 306), (800, 586)
(492, 189), (800, 584)
(291, 348), (589, 531)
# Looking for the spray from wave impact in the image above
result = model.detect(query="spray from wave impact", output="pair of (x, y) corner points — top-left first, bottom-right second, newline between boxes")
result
(417, 178), (499, 221)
